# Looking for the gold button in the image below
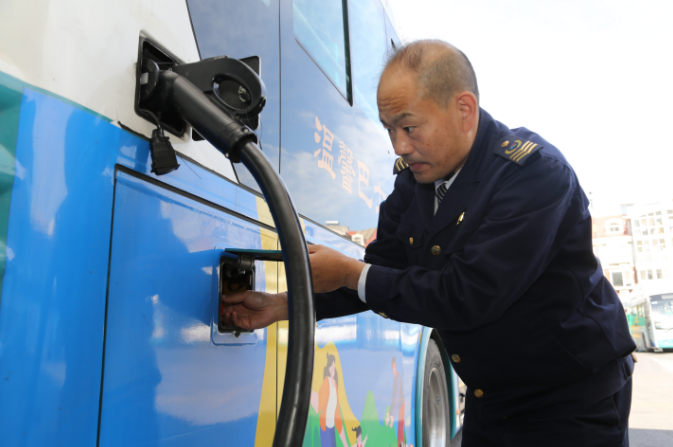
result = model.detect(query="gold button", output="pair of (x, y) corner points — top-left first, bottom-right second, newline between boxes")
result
(431, 245), (441, 255)
(379, 312), (388, 319)
(456, 212), (465, 226)
(409, 237), (414, 245)
(474, 389), (484, 398)
(451, 354), (461, 363)
(501, 141), (509, 147)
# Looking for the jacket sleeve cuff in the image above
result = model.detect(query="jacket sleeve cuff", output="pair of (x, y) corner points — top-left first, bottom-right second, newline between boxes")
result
(364, 264), (395, 318)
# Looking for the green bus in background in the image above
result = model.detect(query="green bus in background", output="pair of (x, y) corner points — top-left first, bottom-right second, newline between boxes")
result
(623, 281), (673, 352)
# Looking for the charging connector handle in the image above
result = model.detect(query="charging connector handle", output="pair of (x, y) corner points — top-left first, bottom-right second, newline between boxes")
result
(157, 70), (257, 162)
(155, 69), (315, 447)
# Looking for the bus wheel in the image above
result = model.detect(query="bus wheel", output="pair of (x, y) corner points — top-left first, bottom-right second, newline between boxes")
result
(423, 339), (451, 447)
(642, 332), (654, 352)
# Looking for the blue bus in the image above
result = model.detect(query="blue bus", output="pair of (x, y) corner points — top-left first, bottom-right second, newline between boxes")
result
(0, 0), (465, 446)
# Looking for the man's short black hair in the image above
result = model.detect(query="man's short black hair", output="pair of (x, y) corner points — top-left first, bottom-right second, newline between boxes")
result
(385, 39), (480, 108)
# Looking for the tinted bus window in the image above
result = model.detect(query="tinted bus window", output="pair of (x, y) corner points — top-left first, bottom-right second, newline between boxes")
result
(280, 0), (397, 237)
(293, 0), (351, 102)
(349, 0), (387, 127)
(187, 0), (281, 193)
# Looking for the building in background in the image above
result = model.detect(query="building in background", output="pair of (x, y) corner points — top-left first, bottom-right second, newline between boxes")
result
(325, 221), (377, 247)
(348, 228), (377, 247)
(629, 202), (673, 287)
(592, 215), (636, 296)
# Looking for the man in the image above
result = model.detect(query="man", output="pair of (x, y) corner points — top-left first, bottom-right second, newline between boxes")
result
(222, 40), (636, 446)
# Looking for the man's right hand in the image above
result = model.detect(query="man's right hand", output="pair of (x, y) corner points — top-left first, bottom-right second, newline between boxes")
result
(220, 291), (288, 330)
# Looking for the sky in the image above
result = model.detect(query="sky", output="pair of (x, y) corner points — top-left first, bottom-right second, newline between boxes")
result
(387, 0), (673, 216)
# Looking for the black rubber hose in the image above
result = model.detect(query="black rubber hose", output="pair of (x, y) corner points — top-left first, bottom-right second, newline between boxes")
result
(238, 143), (316, 446)
(157, 70), (315, 447)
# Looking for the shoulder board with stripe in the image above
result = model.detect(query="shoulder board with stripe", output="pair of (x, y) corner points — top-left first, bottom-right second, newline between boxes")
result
(494, 137), (543, 166)
(393, 157), (409, 174)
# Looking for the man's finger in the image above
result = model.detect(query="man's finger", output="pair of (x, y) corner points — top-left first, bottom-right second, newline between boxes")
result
(231, 310), (252, 331)
(221, 292), (249, 304)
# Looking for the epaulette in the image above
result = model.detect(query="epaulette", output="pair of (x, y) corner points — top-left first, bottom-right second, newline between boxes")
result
(393, 157), (409, 174)
(494, 137), (543, 166)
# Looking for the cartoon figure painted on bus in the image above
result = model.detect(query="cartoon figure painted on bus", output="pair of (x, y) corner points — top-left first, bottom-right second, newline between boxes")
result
(351, 425), (368, 447)
(302, 343), (414, 447)
(311, 353), (350, 447)
(384, 357), (405, 447)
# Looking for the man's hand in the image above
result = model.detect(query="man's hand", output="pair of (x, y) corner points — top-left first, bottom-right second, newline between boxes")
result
(221, 245), (363, 330)
(220, 291), (288, 330)
(309, 245), (365, 293)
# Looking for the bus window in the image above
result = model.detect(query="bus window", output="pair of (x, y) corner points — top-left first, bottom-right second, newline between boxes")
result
(293, 0), (352, 102)
(611, 271), (624, 286)
(651, 299), (673, 330)
(280, 0), (398, 237)
(348, 0), (388, 127)
(187, 0), (281, 193)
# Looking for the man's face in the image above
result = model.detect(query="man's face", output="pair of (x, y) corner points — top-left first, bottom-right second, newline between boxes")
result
(378, 68), (472, 184)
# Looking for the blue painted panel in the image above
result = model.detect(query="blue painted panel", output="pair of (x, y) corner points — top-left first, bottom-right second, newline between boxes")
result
(279, 0), (397, 234)
(187, 0), (281, 192)
(311, 312), (419, 447)
(0, 84), (269, 446)
(98, 171), (268, 446)
(0, 89), (126, 446)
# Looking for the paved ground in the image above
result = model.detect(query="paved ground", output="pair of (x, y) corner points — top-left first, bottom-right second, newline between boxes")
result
(629, 352), (673, 447)
(449, 352), (673, 446)
(450, 427), (463, 446)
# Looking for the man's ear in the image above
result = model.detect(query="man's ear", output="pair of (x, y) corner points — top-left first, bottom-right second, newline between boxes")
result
(456, 92), (478, 133)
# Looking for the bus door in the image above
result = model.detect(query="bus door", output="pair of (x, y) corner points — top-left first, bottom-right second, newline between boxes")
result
(99, 1), (283, 445)
(97, 170), (279, 446)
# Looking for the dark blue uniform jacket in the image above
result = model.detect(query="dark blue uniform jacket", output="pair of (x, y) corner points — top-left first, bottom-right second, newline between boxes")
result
(315, 109), (636, 424)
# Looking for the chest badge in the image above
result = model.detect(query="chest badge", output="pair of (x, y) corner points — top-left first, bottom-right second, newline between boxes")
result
(456, 212), (465, 226)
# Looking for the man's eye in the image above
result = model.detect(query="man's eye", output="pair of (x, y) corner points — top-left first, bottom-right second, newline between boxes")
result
(404, 126), (415, 133)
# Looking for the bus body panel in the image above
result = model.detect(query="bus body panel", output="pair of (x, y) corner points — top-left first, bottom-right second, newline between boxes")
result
(0, 1), (461, 445)
(0, 85), (265, 446)
(278, 0), (397, 234)
(98, 170), (275, 446)
(0, 88), (119, 447)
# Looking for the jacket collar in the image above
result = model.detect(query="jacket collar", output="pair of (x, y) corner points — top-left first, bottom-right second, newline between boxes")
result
(412, 108), (497, 236)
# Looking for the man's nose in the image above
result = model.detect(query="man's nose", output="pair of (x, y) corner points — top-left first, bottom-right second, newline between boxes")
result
(393, 134), (414, 157)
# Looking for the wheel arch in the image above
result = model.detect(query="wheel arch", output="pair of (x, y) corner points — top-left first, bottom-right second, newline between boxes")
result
(415, 328), (461, 446)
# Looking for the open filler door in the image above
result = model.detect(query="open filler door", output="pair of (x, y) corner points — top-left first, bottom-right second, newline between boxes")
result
(219, 249), (284, 333)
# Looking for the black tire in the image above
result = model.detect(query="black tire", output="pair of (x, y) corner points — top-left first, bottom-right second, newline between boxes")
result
(423, 339), (451, 447)
(643, 332), (654, 352)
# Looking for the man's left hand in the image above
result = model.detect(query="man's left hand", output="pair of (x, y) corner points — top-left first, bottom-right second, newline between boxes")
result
(308, 244), (365, 293)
